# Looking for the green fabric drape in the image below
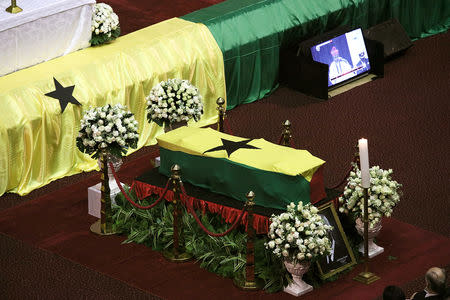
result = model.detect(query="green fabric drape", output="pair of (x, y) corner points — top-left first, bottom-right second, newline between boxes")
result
(182, 0), (449, 109)
(159, 147), (312, 211)
(387, 0), (450, 39)
(156, 126), (326, 210)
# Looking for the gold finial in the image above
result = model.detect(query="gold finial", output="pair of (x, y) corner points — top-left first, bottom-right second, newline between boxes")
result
(216, 97), (226, 114)
(171, 164), (181, 180)
(246, 191), (255, 206)
(216, 97), (226, 132)
(281, 120), (292, 146)
(216, 97), (225, 106)
(6, 0), (22, 13)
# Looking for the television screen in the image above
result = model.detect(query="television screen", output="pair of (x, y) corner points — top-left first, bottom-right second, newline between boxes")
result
(310, 28), (371, 88)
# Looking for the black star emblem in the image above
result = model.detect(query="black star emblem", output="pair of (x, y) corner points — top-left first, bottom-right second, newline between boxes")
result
(45, 78), (82, 113)
(203, 138), (260, 157)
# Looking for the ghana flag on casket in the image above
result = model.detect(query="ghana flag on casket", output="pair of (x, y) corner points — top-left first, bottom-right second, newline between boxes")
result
(157, 127), (326, 211)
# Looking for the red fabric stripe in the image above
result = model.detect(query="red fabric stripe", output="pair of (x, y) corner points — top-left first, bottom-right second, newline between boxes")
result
(310, 165), (326, 204)
(133, 180), (270, 234)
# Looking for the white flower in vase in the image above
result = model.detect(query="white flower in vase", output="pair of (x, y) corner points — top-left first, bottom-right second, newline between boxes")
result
(339, 165), (402, 258)
(90, 3), (121, 46)
(266, 201), (333, 296)
(146, 79), (204, 130)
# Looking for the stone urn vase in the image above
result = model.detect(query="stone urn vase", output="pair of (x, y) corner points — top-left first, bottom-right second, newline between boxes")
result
(355, 218), (384, 258)
(98, 153), (123, 195)
(283, 259), (313, 297)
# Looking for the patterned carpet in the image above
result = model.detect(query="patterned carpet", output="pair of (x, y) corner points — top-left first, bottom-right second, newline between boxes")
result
(0, 1), (448, 298)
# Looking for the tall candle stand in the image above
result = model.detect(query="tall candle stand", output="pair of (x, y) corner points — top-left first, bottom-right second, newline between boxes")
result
(354, 138), (380, 284)
(353, 187), (380, 284)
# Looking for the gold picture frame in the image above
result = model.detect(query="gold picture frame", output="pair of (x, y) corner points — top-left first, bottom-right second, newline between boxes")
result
(316, 201), (356, 279)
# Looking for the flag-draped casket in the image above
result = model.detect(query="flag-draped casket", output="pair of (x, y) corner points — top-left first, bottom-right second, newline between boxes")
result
(157, 127), (325, 211)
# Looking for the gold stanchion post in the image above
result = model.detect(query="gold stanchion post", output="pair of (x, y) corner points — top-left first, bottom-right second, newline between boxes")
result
(281, 120), (291, 146)
(163, 164), (193, 262)
(6, 0), (22, 13)
(354, 139), (379, 284)
(353, 188), (380, 284)
(354, 144), (360, 165)
(233, 191), (262, 290)
(216, 97), (226, 132)
(91, 152), (116, 235)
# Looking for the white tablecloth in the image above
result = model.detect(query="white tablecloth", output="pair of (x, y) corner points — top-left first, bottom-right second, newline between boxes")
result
(0, 0), (95, 77)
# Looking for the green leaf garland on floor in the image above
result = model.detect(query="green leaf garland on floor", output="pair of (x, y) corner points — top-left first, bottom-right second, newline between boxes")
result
(112, 187), (363, 293)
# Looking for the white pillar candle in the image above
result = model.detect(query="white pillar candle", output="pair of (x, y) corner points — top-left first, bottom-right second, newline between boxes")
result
(358, 138), (370, 188)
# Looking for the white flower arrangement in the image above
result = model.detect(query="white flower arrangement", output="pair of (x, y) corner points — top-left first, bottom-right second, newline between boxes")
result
(76, 104), (139, 159)
(266, 202), (333, 263)
(338, 165), (402, 228)
(146, 78), (204, 127)
(90, 3), (120, 46)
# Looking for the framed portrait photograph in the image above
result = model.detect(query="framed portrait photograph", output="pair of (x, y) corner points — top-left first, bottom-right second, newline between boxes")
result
(316, 201), (356, 279)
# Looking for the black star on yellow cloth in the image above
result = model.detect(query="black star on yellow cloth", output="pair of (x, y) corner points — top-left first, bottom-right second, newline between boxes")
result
(156, 127), (327, 211)
(203, 138), (260, 157)
(45, 78), (82, 113)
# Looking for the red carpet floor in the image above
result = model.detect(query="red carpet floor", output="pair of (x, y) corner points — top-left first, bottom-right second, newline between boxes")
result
(103, 0), (225, 35)
(0, 152), (449, 299)
(1, 0), (449, 298)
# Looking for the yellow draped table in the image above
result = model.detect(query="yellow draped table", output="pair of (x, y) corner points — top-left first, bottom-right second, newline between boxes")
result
(0, 18), (226, 196)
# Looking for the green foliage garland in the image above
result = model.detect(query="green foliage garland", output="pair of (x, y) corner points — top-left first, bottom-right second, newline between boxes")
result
(90, 27), (121, 46)
(112, 189), (361, 293)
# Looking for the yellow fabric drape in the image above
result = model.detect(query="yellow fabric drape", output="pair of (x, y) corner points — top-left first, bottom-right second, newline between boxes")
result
(0, 18), (226, 196)
(157, 127), (325, 182)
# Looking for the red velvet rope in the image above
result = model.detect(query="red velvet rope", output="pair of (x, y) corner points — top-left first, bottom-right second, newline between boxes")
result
(278, 135), (296, 148)
(327, 156), (358, 190)
(109, 162), (170, 210)
(180, 184), (247, 237)
(327, 156), (360, 209)
(289, 138), (295, 149)
(133, 181), (270, 234)
(224, 117), (234, 135)
(332, 193), (343, 209)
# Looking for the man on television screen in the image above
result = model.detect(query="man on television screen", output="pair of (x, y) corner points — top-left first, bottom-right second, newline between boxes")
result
(328, 46), (352, 85)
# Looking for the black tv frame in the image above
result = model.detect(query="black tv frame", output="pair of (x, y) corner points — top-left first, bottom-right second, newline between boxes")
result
(280, 27), (384, 100)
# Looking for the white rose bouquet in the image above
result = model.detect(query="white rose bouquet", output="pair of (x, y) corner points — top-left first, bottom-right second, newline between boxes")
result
(146, 78), (204, 128)
(76, 104), (139, 159)
(90, 3), (120, 46)
(338, 165), (402, 227)
(266, 202), (333, 263)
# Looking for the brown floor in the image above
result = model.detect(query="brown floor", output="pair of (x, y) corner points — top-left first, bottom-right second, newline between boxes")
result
(0, 1), (448, 298)
(226, 31), (450, 238)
